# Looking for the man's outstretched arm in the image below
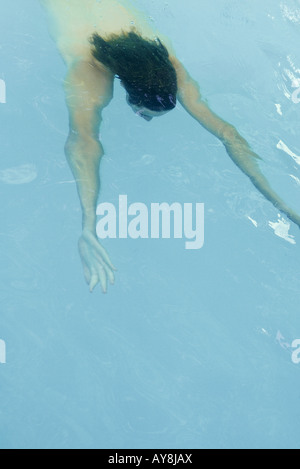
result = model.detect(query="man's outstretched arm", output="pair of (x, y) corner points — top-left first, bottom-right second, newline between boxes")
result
(64, 60), (116, 292)
(172, 57), (300, 228)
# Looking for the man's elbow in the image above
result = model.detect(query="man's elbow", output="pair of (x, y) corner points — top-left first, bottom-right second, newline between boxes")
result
(221, 124), (239, 143)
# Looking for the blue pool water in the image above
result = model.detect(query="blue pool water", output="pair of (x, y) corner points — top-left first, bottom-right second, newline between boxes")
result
(1, 0), (300, 449)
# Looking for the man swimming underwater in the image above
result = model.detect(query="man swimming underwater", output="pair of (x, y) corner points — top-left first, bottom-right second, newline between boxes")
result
(40, 0), (300, 293)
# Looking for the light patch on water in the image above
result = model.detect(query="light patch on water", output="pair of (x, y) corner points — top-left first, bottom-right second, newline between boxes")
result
(259, 328), (271, 337)
(269, 216), (296, 245)
(287, 56), (300, 75)
(281, 3), (300, 23)
(130, 154), (156, 168)
(275, 104), (283, 116)
(277, 140), (300, 165)
(283, 67), (298, 85)
(290, 174), (300, 186)
(279, 61), (300, 102)
(281, 68), (300, 102)
(282, 86), (291, 100)
(0, 164), (37, 185)
(247, 216), (258, 228)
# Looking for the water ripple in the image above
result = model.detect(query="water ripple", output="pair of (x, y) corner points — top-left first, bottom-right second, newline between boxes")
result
(0, 164), (37, 185)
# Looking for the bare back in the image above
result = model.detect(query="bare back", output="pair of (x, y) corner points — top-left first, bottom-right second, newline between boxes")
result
(40, 0), (175, 65)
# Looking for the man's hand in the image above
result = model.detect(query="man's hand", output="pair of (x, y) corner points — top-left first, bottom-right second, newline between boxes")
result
(173, 57), (300, 230)
(78, 230), (116, 293)
(64, 60), (116, 292)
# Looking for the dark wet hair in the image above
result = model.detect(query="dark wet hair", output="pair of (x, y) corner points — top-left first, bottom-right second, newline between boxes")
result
(90, 30), (177, 112)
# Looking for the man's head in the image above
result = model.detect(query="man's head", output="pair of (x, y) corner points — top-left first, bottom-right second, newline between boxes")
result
(90, 30), (177, 119)
(125, 91), (170, 121)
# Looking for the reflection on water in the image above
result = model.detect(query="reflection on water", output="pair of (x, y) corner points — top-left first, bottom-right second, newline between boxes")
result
(0, 164), (37, 185)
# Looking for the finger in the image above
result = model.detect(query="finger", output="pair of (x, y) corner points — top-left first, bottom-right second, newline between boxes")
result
(89, 274), (99, 293)
(78, 241), (87, 260)
(97, 266), (108, 294)
(78, 238), (90, 264)
(96, 247), (117, 271)
(90, 237), (117, 271)
(93, 255), (115, 286)
(107, 267), (115, 285)
(83, 231), (117, 271)
(83, 264), (91, 285)
(79, 244), (92, 285)
(93, 248), (117, 273)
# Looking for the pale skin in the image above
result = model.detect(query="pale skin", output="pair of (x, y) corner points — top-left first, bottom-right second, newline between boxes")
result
(41, 0), (300, 293)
